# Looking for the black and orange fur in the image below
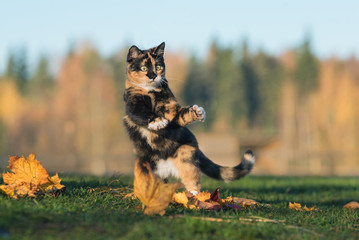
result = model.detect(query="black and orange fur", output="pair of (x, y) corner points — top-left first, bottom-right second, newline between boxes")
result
(123, 42), (255, 194)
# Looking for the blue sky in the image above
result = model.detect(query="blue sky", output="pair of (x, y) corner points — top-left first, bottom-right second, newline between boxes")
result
(0, 1), (358, 72)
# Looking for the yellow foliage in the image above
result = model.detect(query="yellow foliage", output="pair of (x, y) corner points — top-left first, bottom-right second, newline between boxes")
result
(0, 154), (65, 198)
(0, 80), (24, 128)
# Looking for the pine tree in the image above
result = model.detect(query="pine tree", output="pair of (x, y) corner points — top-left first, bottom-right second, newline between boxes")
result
(4, 49), (29, 93)
(5, 53), (16, 80)
(294, 38), (319, 97)
(252, 50), (284, 130)
(30, 55), (53, 92)
(238, 41), (260, 127)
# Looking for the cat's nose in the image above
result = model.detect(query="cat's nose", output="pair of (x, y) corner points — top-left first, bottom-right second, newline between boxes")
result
(147, 71), (157, 80)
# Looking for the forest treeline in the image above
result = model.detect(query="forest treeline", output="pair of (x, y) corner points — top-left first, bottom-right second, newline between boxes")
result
(0, 39), (358, 175)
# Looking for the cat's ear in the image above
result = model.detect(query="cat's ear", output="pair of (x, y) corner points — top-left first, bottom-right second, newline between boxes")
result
(152, 42), (165, 56)
(127, 45), (143, 62)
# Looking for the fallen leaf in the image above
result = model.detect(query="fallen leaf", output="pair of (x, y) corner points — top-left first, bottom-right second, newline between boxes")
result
(171, 188), (259, 211)
(289, 202), (318, 211)
(194, 200), (222, 210)
(223, 197), (259, 208)
(0, 154), (65, 199)
(303, 205), (318, 211)
(173, 192), (189, 207)
(343, 201), (359, 210)
(43, 173), (66, 195)
(195, 191), (211, 202)
(289, 202), (302, 211)
(133, 160), (181, 215)
(210, 187), (220, 202)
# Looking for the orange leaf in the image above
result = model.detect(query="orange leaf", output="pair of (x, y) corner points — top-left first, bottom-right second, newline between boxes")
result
(0, 154), (65, 198)
(173, 192), (189, 207)
(194, 191), (211, 202)
(289, 202), (302, 211)
(303, 205), (318, 211)
(42, 173), (66, 196)
(133, 160), (182, 215)
(343, 201), (359, 210)
(230, 197), (259, 208)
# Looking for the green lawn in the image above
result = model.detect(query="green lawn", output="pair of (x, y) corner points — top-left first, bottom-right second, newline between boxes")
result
(0, 175), (358, 240)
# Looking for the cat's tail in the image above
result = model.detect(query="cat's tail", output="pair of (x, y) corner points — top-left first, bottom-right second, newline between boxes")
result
(198, 150), (255, 182)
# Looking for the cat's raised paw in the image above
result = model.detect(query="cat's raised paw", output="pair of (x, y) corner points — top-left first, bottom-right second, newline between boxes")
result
(148, 118), (168, 131)
(192, 105), (206, 122)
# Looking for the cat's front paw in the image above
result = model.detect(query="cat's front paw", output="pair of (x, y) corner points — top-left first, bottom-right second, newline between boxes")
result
(148, 117), (168, 131)
(192, 105), (206, 122)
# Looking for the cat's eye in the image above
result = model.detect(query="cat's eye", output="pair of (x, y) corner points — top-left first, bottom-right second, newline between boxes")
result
(156, 65), (162, 71)
(140, 66), (147, 72)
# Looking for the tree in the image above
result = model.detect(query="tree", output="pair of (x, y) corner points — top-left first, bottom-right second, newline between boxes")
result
(182, 55), (214, 129)
(293, 38), (319, 97)
(251, 50), (284, 130)
(238, 41), (260, 128)
(5, 53), (16, 79)
(4, 48), (29, 93)
(28, 55), (53, 96)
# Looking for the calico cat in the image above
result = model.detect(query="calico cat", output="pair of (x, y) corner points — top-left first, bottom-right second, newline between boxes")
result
(123, 42), (255, 195)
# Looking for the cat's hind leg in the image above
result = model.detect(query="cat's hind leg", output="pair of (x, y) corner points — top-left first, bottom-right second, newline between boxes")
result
(170, 145), (201, 195)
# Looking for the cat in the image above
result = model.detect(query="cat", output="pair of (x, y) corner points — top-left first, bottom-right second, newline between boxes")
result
(123, 42), (255, 195)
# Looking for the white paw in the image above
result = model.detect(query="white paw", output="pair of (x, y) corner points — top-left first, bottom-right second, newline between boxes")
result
(243, 150), (256, 164)
(148, 118), (168, 130)
(192, 105), (206, 122)
(190, 190), (199, 196)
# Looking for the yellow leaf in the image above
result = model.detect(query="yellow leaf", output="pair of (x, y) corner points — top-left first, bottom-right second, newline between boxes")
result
(343, 201), (359, 210)
(231, 197), (259, 208)
(0, 154), (65, 198)
(173, 192), (189, 207)
(289, 202), (302, 211)
(43, 173), (66, 193)
(195, 191), (211, 202)
(134, 160), (182, 215)
(303, 205), (317, 211)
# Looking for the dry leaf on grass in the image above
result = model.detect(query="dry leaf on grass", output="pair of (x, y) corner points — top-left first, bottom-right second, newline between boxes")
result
(289, 202), (318, 211)
(0, 154), (65, 198)
(134, 160), (182, 216)
(173, 187), (258, 211)
(343, 201), (359, 210)
(222, 197), (259, 208)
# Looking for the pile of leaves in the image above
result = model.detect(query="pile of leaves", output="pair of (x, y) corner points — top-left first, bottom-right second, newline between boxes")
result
(0, 154), (65, 198)
(172, 188), (258, 211)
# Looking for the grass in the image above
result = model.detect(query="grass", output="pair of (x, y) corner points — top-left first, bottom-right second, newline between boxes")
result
(0, 175), (358, 240)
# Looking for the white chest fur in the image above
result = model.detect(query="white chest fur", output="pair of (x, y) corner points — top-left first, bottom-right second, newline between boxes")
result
(154, 159), (179, 179)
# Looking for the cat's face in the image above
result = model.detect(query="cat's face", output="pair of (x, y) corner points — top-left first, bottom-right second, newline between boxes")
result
(126, 42), (166, 89)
